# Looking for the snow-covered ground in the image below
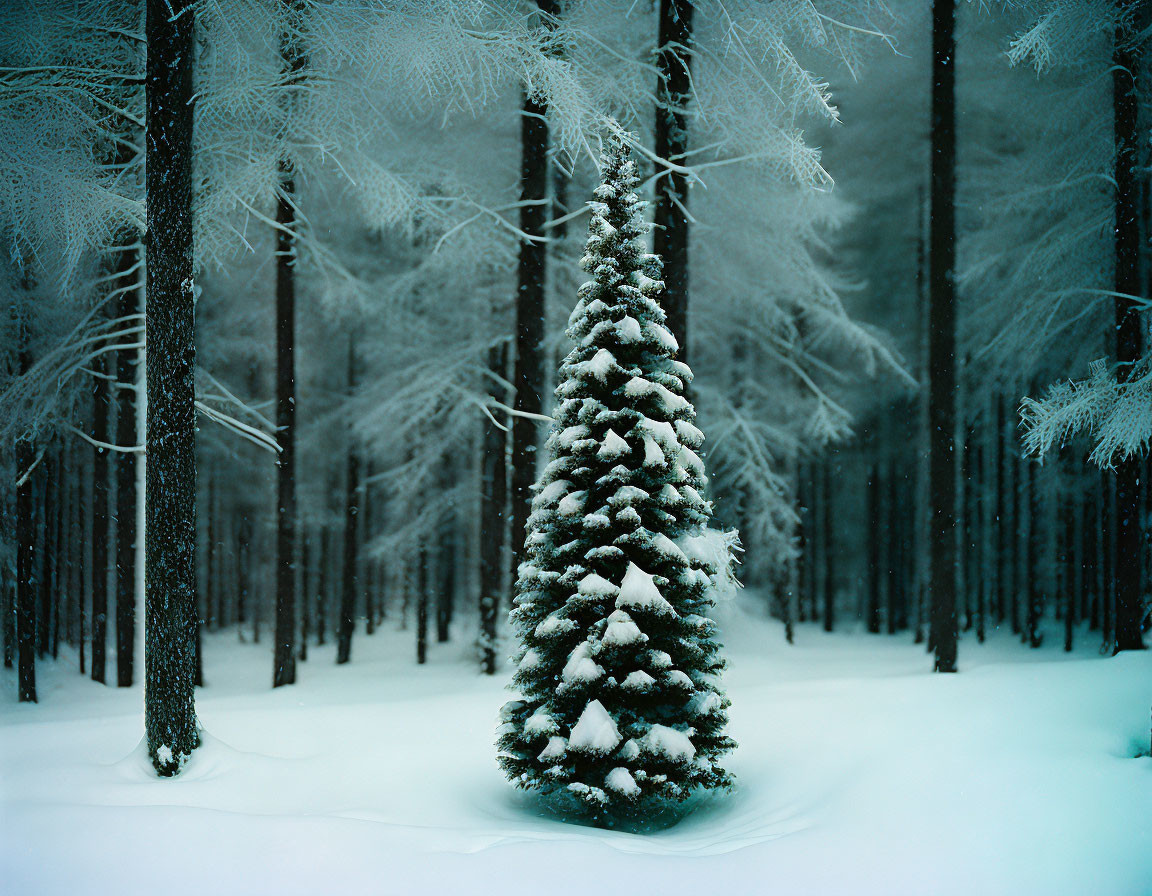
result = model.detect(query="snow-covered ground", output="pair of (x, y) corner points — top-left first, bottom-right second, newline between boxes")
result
(2, 602), (1150, 896)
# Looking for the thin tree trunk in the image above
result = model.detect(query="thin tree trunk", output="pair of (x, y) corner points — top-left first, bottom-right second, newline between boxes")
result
(436, 528), (455, 644)
(336, 340), (360, 666)
(821, 462), (834, 631)
(416, 548), (429, 665)
(797, 465), (810, 624)
(1064, 494), (1075, 652)
(1026, 460), (1043, 647)
(995, 395), (1008, 624)
(315, 525), (329, 646)
(144, 0), (200, 776)
(1112, 0), (1147, 652)
(3, 489), (14, 669)
(237, 515), (252, 630)
(38, 453), (55, 658)
(928, 0), (959, 673)
(867, 464), (882, 634)
(653, 0), (694, 356)
(1088, 482), (1101, 631)
(1010, 420), (1024, 635)
(114, 243), (139, 685)
(272, 157), (299, 684)
(974, 423), (986, 643)
(363, 472), (375, 637)
(91, 348), (111, 684)
(16, 453), (36, 701)
(80, 447), (89, 675)
(48, 449), (61, 659)
(508, 0), (556, 598)
(811, 467), (822, 626)
(15, 318), (36, 701)
(914, 190), (930, 647)
(272, 1), (306, 687)
(436, 453), (456, 644)
(895, 466), (911, 632)
(783, 471), (798, 644)
(479, 338), (509, 674)
(2, 453), (13, 668)
(957, 418), (970, 632)
(887, 460), (905, 635)
(1102, 468), (1116, 649)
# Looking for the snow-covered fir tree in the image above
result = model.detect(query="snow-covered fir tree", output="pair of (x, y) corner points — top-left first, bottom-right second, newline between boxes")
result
(497, 132), (735, 820)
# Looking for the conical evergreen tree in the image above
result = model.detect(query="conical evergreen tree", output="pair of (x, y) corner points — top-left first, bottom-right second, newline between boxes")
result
(498, 132), (734, 820)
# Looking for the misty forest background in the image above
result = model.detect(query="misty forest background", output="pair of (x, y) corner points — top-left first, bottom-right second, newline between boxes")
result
(1, 0), (1150, 785)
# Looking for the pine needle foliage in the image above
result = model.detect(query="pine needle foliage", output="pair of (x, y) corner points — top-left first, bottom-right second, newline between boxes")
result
(497, 132), (735, 823)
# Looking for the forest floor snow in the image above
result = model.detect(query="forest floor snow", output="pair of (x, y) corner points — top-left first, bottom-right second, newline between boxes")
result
(2, 601), (1150, 895)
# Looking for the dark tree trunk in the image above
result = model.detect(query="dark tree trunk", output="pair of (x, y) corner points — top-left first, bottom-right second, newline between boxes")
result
(79, 450), (88, 674)
(48, 450), (61, 659)
(3, 496), (14, 669)
(1064, 495), (1076, 652)
(1102, 468), (1116, 648)
(810, 467), (823, 626)
(1087, 483), (1101, 631)
(782, 466), (798, 644)
(91, 349), (110, 684)
(435, 452), (456, 644)
(38, 454), (55, 658)
(16, 446), (36, 702)
(316, 525), (329, 646)
(894, 467), (911, 632)
(416, 548), (429, 665)
(887, 460), (905, 635)
(914, 191), (930, 647)
(867, 464), (881, 634)
(821, 462), (834, 631)
(973, 428), (986, 643)
(114, 244), (139, 685)
(801, 465), (815, 623)
(927, 0), (959, 673)
(363, 473), (375, 637)
(273, 1), (306, 686)
(1073, 489), (1086, 639)
(3, 454), (13, 668)
(653, 0), (694, 357)
(272, 160), (299, 685)
(1112, 1), (1147, 652)
(1010, 423), (1023, 635)
(436, 538), (455, 644)
(144, 0), (200, 776)
(15, 319), (36, 701)
(479, 340), (509, 675)
(252, 531), (264, 644)
(995, 395), (1008, 624)
(337, 341), (360, 666)
(63, 458), (76, 650)
(509, 0), (556, 596)
(958, 419), (970, 631)
(436, 514), (455, 644)
(1026, 460), (1044, 647)
(237, 515), (252, 628)
(783, 487), (797, 644)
